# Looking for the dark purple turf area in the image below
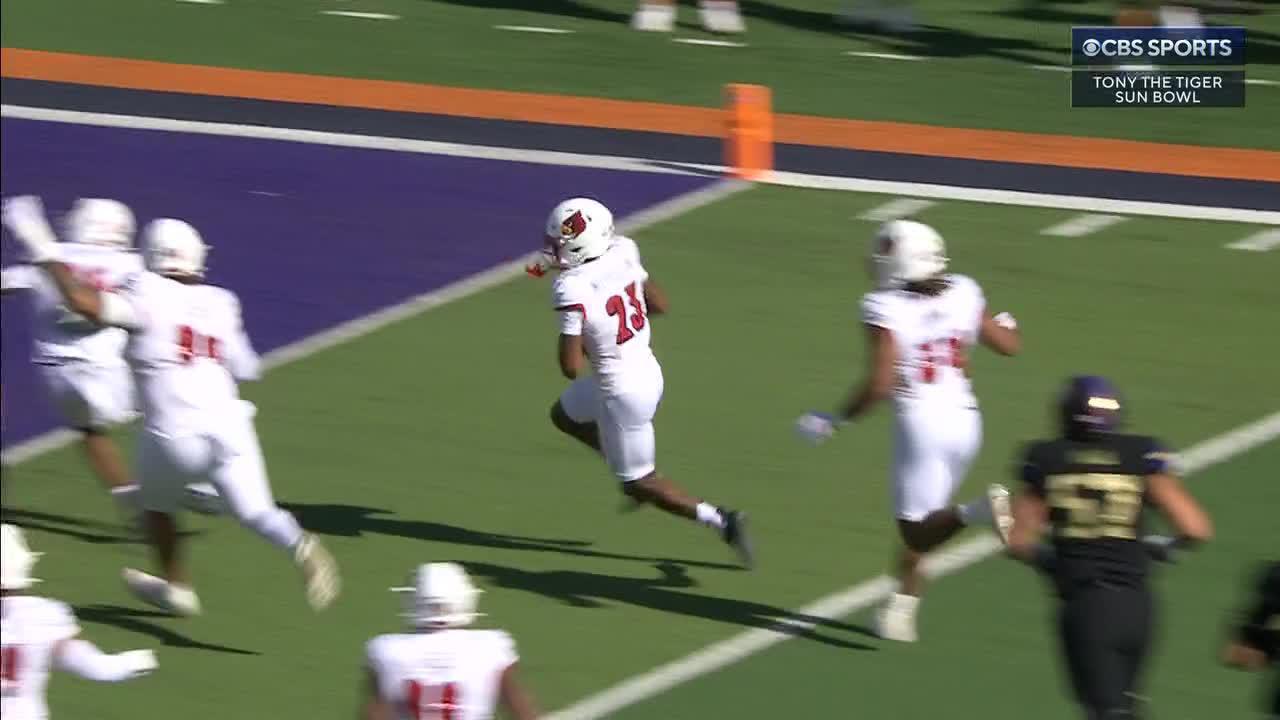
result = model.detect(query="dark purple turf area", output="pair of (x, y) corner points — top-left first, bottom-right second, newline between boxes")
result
(0, 117), (714, 449)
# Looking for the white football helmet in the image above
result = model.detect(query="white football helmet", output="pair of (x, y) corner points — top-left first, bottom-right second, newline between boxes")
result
(868, 219), (948, 289)
(543, 198), (614, 269)
(1, 524), (42, 591)
(391, 562), (482, 629)
(64, 198), (135, 249)
(144, 218), (208, 277)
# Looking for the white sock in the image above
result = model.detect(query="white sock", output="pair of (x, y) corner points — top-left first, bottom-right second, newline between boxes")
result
(956, 497), (991, 526)
(887, 592), (920, 615)
(695, 502), (725, 530)
(242, 509), (304, 552)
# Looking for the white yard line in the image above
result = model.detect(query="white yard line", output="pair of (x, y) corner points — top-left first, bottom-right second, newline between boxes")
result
(1244, 78), (1279, 87)
(0, 178), (749, 466)
(320, 10), (398, 20)
(1041, 213), (1127, 238)
(494, 25), (574, 34)
(858, 197), (935, 221)
(176, 0), (224, 4)
(5, 106), (1274, 226)
(547, 410), (1280, 720)
(1225, 228), (1280, 252)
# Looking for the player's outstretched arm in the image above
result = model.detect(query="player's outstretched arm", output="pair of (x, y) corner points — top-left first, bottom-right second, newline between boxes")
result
(1006, 491), (1049, 564)
(359, 667), (392, 720)
(499, 662), (540, 720)
(836, 324), (897, 423)
(54, 637), (156, 682)
(978, 309), (1021, 356)
(1147, 472), (1213, 545)
(643, 278), (669, 316)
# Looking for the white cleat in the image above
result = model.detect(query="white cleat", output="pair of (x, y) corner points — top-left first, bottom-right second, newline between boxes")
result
(122, 568), (201, 617)
(987, 483), (1013, 545)
(181, 482), (225, 516)
(631, 2), (676, 32)
(698, 1), (746, 33)
(876, 592), (919, 642)
(294, 534), (340, 611)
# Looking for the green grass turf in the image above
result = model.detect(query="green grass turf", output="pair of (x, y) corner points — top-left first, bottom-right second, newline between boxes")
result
(3, 184), (1277, 718)
(2, 0), (1278, 147)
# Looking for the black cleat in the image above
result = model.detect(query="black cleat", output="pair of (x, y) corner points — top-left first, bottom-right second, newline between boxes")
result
(722, 510), (755, 569)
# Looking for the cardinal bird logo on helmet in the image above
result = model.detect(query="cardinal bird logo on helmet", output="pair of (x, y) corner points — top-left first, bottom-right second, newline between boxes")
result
(560, 210), (588, 239)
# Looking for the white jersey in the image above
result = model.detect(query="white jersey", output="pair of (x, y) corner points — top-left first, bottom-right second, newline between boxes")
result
(552, 236), (659, 394)
(1, 244), (144, 365)
(861, 273), (986, 411)
(113, 272), (261, 437)
(1, 596), (80, 720)
(366, 629), (518, 720)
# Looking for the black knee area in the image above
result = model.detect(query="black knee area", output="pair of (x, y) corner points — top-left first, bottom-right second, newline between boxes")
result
(78, 425), (106, 437)
(897, 521), (932, 554)
(550, 401), (575, 433)
(621, 472), (659, 499)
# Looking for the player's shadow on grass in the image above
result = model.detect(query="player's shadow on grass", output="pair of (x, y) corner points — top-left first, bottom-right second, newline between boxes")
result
(465, 560), (878, 651)
(2, 507), (202, 545)
(419, 0), (627, 25)
(280, 502), (741, 571)
(75, 604), (259, 656)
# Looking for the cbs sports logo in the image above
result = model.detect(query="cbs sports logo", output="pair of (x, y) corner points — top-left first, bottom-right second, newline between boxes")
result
(1079, 36), (1235, 59)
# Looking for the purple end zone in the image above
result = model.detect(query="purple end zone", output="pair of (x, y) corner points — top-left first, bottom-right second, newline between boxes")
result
(0, 117), (715, 449)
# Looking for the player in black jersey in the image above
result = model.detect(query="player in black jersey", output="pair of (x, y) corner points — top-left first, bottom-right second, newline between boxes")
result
(1001, 375), (1213, 720)
(1223, 560), (1280, 717)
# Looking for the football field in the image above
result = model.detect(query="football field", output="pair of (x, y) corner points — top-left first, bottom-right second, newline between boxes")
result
(2, 107), (1279, 718)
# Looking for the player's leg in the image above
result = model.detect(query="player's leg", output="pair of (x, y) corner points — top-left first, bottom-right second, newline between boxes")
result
(1114, 586), (1156, 717)
(603, 389), (753, 566)
(896, 408), (996, 552)
(41, 363), (140, 520)
(550, 376), (602, 454)
(209, 410), (339, 610)
(125, 430), (202, 616)
(1059, 587), (1133, 719)
(632, 0), (676, 32)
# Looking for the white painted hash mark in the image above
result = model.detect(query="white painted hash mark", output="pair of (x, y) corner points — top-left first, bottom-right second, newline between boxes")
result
(1041, 213), (1128, 238)
(494, 25), (574, 34)
(1226, 229), (1280, 252)
(673, 38), (747, 47)
(845, 51), (926, 61)
(321, 10), (398, 20)
(858, 198), (935, 222)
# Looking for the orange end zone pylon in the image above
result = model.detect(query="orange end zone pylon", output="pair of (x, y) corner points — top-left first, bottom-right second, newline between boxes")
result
(724, 83), (773, 180)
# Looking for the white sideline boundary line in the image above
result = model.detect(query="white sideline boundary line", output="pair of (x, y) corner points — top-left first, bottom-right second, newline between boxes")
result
(4, 105), (1277, 225)
(0, 179), (750, 465)
(547, 410), (1280, 720)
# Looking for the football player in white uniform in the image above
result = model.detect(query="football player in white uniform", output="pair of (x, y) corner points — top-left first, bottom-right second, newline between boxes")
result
(796, 220), (1021, 642)
(3, 196), (339, 616)
(2, 524), (157, 720)
(533, 198), (753, 567)
(0, 198), (220, 521)
(362, 563), (538, 720)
